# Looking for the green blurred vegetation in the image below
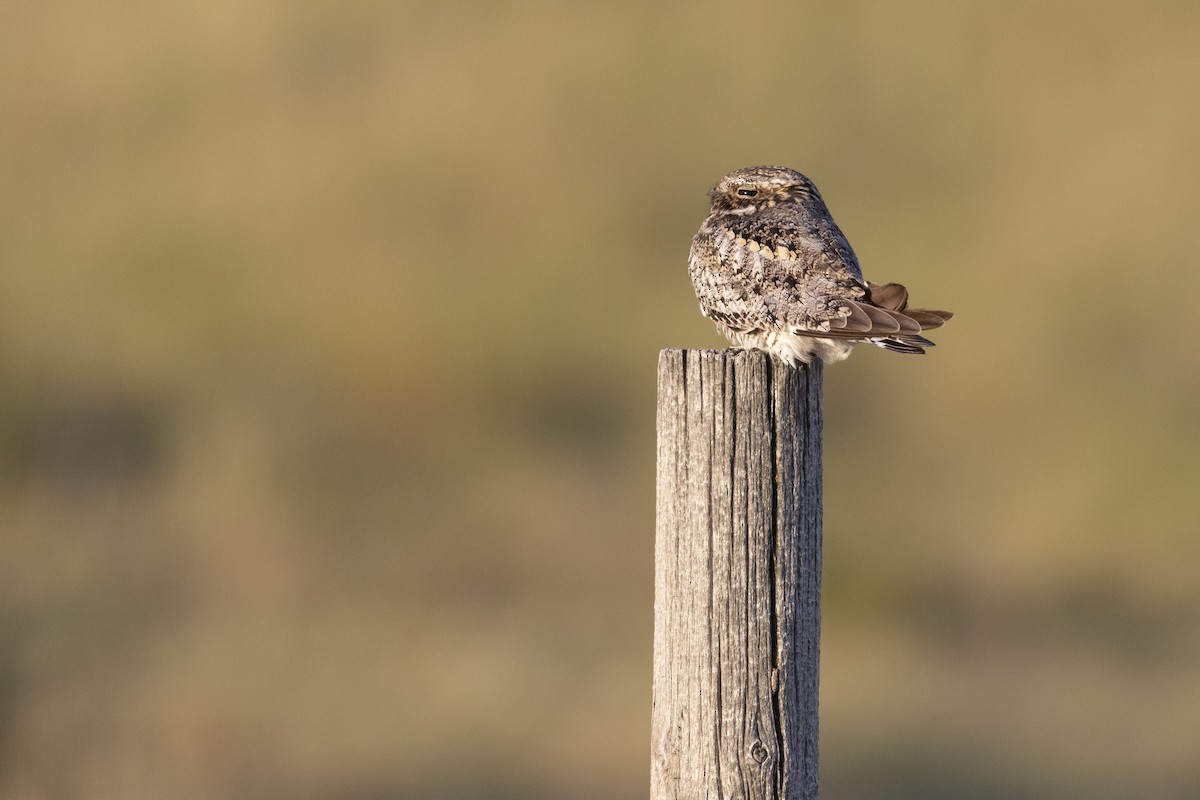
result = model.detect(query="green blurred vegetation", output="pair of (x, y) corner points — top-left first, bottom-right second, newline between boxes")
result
(2, 1), (1200, 797)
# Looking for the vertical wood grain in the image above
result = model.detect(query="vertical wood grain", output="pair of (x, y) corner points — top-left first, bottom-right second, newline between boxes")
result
(653, 349), (822, 800)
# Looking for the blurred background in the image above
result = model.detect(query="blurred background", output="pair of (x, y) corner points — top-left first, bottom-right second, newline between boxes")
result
(2, 1), (1199, 798)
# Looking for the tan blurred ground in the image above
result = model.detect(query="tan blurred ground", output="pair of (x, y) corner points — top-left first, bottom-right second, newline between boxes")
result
(2, 1), (1199, 798)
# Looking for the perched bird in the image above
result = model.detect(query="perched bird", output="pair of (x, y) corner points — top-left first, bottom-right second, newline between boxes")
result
(688, 166), (952, 366)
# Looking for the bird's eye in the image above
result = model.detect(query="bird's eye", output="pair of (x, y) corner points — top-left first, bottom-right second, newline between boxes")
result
(736, 188), (758, 198)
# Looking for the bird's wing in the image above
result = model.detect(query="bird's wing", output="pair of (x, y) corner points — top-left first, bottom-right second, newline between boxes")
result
(695, 203), (869, 335)
(865, 281), (954, 329)
(691, 209), (952, 341)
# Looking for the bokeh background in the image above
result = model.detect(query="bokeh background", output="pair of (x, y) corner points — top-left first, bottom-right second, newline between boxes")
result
(3, 1), (1199, 798)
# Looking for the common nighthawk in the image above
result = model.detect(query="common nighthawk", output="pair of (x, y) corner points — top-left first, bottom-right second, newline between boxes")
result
(689, 166), (952, 366)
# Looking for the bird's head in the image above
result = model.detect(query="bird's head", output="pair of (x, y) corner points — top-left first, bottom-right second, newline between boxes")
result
(706, 165), (822, 217)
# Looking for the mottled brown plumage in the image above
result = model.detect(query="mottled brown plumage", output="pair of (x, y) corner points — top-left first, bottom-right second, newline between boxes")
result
(688, 166), (952, 365)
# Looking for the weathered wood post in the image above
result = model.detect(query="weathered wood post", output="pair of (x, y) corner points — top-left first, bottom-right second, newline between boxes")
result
(652, 348), (823, 800)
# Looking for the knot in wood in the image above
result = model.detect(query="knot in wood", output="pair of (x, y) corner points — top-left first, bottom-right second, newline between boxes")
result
(749, 738), (770, 765)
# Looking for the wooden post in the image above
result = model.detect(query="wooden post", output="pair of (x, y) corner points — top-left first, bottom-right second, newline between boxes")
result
(652, 349), (823, 800)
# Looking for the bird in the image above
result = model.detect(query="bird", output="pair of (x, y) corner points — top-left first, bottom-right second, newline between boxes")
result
(688, 166), (952, 366)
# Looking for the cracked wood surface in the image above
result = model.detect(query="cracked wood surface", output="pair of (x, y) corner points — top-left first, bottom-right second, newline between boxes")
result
(652, 349), (822, 800)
